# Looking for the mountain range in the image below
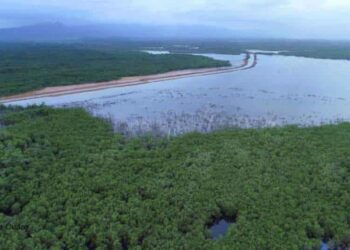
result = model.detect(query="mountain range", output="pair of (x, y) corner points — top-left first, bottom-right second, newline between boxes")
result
(0, 22), (259, 41)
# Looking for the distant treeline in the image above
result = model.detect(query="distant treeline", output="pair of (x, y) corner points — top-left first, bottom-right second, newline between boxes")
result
(0, 105), (349, 249)
(0, 43), (230, 97)
(80, 38), (350, 60)
(132, 39), (350, 60)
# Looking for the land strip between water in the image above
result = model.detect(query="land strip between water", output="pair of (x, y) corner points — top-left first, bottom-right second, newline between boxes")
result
(1, 53), (258, 104)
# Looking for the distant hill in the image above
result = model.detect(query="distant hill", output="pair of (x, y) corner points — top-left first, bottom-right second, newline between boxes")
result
(0, 22), (80, 41)
(0, 22), (250, 42)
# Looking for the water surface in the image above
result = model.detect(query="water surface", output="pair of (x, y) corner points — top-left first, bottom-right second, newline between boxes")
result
(6, 53), (350, 135)
(142, 50), (170, 55)
(321, 241), (329, 250)
(210, 219), (234, 240)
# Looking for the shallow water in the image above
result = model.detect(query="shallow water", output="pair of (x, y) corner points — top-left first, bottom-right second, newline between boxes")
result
(6, 53), (350, 135)
(321, 241), (329, 250)
(247, 49), (286, 54)
(142, 50), (170, 55)
(210, 219), (234, 240)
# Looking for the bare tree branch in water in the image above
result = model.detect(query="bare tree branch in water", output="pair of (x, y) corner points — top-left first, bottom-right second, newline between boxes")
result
(110, 107), (289, 137)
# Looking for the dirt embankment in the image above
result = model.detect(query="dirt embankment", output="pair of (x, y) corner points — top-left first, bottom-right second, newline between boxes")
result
(1, 53), (258, 103)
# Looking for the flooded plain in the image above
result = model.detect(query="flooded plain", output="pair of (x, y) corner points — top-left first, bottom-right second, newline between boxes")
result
(5, 53), (350, 136)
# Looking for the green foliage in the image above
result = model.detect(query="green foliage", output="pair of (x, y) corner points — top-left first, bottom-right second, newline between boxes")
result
(0, 43), (230, 97)
(0, 106), (350, 249)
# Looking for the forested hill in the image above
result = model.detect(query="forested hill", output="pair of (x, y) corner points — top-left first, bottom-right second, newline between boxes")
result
(0, 43), (230, 97)
(0, 105), (349, 249)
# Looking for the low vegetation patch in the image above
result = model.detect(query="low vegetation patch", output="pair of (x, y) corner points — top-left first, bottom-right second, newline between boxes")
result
(0, 105), (349, 249)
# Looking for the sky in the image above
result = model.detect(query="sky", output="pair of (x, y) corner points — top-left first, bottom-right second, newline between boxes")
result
(1, 0), (350, 39)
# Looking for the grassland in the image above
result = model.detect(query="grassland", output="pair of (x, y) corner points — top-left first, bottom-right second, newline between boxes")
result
(0, 105), (349, 249)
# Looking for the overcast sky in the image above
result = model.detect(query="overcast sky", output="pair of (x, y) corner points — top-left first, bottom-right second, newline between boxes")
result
(1, 0), (350, 39)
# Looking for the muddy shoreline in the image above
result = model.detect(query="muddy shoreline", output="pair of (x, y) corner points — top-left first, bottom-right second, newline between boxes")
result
(1, 53), (257, 104)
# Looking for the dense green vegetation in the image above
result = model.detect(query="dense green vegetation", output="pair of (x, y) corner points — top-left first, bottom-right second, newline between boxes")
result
(1, 105), (349, 249)
(0, 43), (230, 97)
